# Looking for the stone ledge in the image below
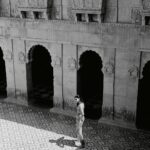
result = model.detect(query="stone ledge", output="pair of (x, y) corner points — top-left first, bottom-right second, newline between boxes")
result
(50, 107), (139, 131)
(2, 97), (28, 107)
(99, 117), (136, 130)
(0, 16), (147, 29)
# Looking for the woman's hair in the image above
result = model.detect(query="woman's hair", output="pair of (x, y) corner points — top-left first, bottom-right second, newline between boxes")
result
(74, 95), (84, 102)
(74, 95), (80, 99)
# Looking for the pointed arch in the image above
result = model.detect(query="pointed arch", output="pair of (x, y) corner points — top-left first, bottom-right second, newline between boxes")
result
(26, 45), (54, 108)
(77, 50), (103, 119)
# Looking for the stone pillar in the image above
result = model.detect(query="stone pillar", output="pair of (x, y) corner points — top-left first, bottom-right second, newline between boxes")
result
(85, 13), (89, 22)
(142, 15), (145, 25)
(28, 11), (34, 19)
(43, 11), (48, 20)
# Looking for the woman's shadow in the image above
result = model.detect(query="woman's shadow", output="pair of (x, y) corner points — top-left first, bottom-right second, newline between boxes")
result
(49, 137), (83, 149)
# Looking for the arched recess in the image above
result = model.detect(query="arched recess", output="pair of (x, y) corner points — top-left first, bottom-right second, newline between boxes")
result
(77, 50), (103, 120)
(136, 60), (150, 131)
(26, 45), (54, 108)
(0, 47), (7, 98)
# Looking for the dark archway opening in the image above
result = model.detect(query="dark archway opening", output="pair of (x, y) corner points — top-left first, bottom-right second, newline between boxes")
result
(26, 45), (54, 108)
(136, 61), (150, 131)
(77, 50), (103, 120)
(0, 47), (7, 98)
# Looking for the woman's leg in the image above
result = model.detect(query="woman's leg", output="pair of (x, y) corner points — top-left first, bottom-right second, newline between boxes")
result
(78, 120), (83, 141)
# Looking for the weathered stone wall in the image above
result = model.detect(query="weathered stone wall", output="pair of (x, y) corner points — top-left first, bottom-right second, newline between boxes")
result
(0, 18), (150, 127)
(0, 0), (150, 128)
(118, 0), (141, 23)
(0, 0), (10, 17)
(0, 0), (145, 23)
(104, 0), (117, 22)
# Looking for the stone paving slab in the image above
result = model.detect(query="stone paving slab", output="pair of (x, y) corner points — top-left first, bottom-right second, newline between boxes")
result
(0, 101), (150, 150)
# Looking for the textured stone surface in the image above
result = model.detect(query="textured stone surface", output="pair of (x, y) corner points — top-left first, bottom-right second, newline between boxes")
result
(0, 101), (150, 150)
(0, 17), (148, 126)
(0, 0), (150, 131)
(0, 0), (146, 23)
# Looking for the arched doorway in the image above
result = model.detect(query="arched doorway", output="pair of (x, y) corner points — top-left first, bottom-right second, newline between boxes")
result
(77, 50), (103, 120)
(136, 60), (150, 131)
(26, 45), (54, 108)
(0, 47), (7, 98)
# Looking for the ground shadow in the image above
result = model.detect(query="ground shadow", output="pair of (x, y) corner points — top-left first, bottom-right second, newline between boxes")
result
(77, 50), (103, 120)
(26, 45), (54, 108)
(49, 137), (78, 148)
(136, 60), (150, 131)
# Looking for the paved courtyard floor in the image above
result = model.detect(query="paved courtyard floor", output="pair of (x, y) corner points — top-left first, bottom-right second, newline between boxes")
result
(0, 101), (150, 150)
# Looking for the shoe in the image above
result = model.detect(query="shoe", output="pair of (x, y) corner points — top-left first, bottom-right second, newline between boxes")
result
(80, 140), (85, 148)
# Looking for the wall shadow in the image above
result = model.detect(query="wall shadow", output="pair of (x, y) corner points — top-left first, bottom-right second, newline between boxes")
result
(0, 47), (7, 98)
(26, 45), (54, 108)
(49, 137), (77, 148)
(77, 50), (103, 120)
(136, 60), (150, 131)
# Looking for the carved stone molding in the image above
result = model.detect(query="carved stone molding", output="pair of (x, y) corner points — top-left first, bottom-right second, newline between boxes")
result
(18, 0), (52, 8)
(4, 51), (13, 62)
(72, 0), (104, 10)
(18, 0), (53, 19)
(142, 0), (150, 10)
(128, 65), (139, 80)
(52, 56), (62, 67)
(18, 7), (51, 19)
(71, 0), (105, 22)
(67, 57), (77, 70)
(18, 52), (26, 64)
(104, 62), (114, 76)
(131, 8), (142, 25)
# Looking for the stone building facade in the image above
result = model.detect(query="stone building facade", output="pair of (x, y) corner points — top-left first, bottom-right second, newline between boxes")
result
(0, 0), (150, 130)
